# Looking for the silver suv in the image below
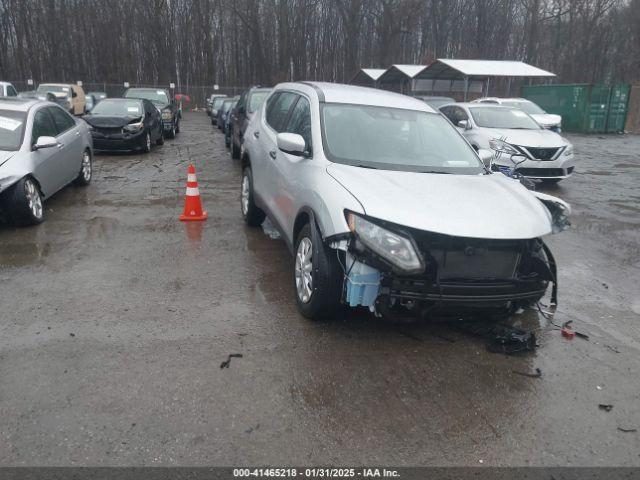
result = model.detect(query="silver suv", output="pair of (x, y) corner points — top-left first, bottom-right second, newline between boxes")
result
(241, 82), (570, 321)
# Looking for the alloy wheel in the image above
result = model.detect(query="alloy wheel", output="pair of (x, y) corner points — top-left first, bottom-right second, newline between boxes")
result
(295, 237), (313, 303)
(241, 174), (250, 215)
(25, 179), (43, 220)
(81, 151), (92, 182)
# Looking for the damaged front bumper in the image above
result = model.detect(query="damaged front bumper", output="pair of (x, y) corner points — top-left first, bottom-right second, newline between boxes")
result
(337, 223), (558, 316)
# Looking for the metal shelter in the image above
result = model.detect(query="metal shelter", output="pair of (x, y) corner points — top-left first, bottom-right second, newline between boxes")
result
(413, 59), (556, 100)
(349, 68), (386, 88)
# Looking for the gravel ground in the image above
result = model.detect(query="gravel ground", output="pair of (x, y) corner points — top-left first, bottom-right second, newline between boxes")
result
(0, 113), (639, 466)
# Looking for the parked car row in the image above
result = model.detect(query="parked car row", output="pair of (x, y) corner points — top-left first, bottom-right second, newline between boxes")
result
(209, 82), (570, 322)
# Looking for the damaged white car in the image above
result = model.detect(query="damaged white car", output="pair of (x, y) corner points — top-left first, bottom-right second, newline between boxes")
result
(241, 82), (570, 320)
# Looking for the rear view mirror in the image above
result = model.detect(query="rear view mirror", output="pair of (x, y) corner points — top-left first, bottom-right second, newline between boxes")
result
(457, 120), (471, 130)
(34, 136), (58, 150)
(477, 149), (494, 168)
(277, 132), (306, 156)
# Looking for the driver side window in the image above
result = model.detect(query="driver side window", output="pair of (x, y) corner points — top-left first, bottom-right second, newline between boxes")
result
(31, 109), (57, 144)
(283, 96), (312, 152)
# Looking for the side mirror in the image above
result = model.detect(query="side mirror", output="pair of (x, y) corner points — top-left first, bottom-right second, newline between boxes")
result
(238, 106), (246, 115)
(458, 120), (471, 130)
(477, 149), (494, 168)
(34, 136), (58, 150)
(277, 132), (306, 156)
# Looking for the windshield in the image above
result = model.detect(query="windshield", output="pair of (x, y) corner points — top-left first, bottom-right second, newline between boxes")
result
(37, 85), (69, 94)
(248, 91), (270, 113)
(90, 99), (142, 116)
(500, 100), (545, 115)
(470, 107), (541, 129)
(124, 89), (169, 105)
(0, 110), (27, 151)
(212, 97), (227, 109)
(321, 104), (483, 174)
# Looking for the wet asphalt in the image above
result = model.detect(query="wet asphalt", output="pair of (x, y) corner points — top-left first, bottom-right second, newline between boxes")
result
(0, 112), (639, 466)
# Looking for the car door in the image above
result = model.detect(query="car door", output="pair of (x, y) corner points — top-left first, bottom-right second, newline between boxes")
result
(142, 100), (160, 140)
(270, 94), (313, 237)
(30, 107), (68, 196)
(48, 106), (83, 183)
(259, 91), (298, 225)
(232, 91), (248, 145)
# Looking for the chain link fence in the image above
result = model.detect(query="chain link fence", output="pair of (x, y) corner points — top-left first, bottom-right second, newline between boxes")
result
(8, 81), (247, 109)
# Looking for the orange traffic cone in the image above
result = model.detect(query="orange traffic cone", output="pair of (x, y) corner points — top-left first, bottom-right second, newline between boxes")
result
(179, 164), (208, 221)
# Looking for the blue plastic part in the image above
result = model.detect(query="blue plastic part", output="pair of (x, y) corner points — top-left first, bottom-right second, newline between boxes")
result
(345, 253), (381, 307)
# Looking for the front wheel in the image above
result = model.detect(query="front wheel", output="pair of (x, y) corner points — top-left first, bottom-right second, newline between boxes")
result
(156, 126), (165, 145)
(294, 222), (343, 320)
(175, 120), (180, 134)
(231, 139), (241, 159)
(142, 131), (152, 153)
(240, 167), (265, 227)
(75, 149), (92, 186)
(166, 124), (176, 139)
(5, 177), (44, 226)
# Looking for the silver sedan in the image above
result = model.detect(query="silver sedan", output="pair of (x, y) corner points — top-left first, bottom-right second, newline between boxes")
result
(0, 98), (93, 225)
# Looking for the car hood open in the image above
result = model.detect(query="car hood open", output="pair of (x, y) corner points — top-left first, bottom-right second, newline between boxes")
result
(84, 115), (142, 128)
(477, 127), (567, 147)
(326, 163), (554, 239)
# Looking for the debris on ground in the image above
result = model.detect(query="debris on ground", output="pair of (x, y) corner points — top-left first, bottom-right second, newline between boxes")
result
(606, 345), (621, 353)
(452, 320), (536, 355)
(220, 353), (243, 369)
(69, 333), (76, 337)
(598, 404), (614, 412)
(617, 427), (637, 433)
(245, 423), (260, 434)
(513, 368), (542, 378)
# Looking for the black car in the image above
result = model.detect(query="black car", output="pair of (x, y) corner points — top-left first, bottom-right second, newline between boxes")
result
(123, 88), (180, 138)
(216, 97), (238, 131)
(210, 96), (228, 126)
(223, 98), (239, 147)
(84, 98), (164, 153)
(230, 87), (271, 159)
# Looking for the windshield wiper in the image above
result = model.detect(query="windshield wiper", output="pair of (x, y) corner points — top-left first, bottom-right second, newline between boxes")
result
(354, 164), (378, 169)
(419, 170), (451, 174)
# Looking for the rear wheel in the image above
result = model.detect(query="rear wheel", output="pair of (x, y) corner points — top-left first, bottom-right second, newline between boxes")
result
(75, 149), (92, 186)
(240, 167), (265, 227)
(5, 177), (44, 226)
(294, 222), (342, 320)
(231, 139), (241, 159)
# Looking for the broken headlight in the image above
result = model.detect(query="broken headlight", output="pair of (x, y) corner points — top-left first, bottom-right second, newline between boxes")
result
(123, 121), (144, 133)
(346, 211), (423, 274)
(162, 109), (173, 120)
(489, 138), (519, 155)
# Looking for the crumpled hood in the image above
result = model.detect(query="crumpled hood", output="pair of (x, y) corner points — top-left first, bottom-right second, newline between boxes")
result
(0, 150), (15, 168)
(478, 127), (567, 148)
(530, 113), (562, 127)
(327, 163), (553, 239)
(84, 115), (142, 128)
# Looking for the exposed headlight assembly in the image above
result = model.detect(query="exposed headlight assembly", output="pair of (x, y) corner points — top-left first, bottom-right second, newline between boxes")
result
(563, 145), (574, 156)
(489, 138), (519, 155)
(162, 109), (173, 120)
(123, 121), (144, 133)
(346, 211), (424, 274)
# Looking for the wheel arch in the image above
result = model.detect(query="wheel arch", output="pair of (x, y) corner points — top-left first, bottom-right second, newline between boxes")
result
(293, 206), (326, 246)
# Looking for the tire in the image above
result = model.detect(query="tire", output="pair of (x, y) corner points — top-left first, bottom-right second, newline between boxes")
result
(5, 177), (44, 226)
(240, 167), (265, 227)
(225, 135), (231, 148)
(75, 149), (92, 186)
(166, 123), (176, 139)
(231, 140), (241, 159)
(175, 120), (180, 134)
(143, 131), (152, 153)
(293, 222), (343, 320)
(156, 127), (165, 145)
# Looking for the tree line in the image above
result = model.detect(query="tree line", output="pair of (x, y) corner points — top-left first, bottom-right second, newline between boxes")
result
(0, 0), (638, 90)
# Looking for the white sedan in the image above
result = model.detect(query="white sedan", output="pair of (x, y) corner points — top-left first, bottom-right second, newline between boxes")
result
(440, 103), (575, 184)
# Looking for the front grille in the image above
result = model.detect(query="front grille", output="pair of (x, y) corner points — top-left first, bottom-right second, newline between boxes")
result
(516, 168), (566, 177)
(519, 146), (561, 160)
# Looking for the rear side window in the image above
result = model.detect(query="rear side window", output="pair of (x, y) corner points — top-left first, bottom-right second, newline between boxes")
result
(265, 92), (297, 132)
(48, 107), (76, 134)
(7, 85), (18, 97)
(284, 96), (312, 151)
(32, 109), (58, 143)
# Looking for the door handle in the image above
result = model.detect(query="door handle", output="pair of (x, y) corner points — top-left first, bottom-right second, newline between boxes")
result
(253, 131), (260, 138)
(57, 143), (64, 149)
(75, 131), (80, 136)
(269, 150), (276, 159)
